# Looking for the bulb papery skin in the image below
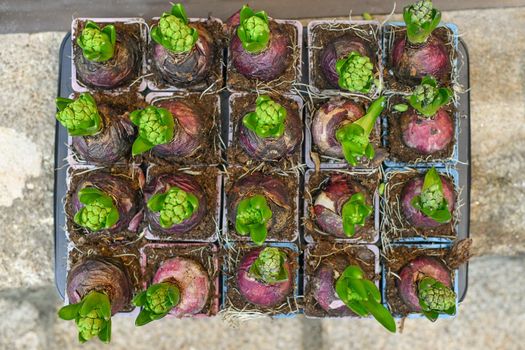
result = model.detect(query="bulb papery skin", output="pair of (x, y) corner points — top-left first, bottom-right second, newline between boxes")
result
(400, 107), (454, 154)
(236, 248), (293, 307)
(320, 36), (374, 88)
(71, 103), (135, 165)
(392, 34), (450, 85)
(227, 173), (292, 236)
(150, 100), (203, 161)
(144, 173), (207, 235)
(71, 171), (143, 234)
(151, 22), (214, 87)
(67, 257), (132, 315)
(313, 174), (372, 239)
(153, 257), (210, 317)
(397, 256), (452, 312)
(312, 98), (365, 158)
(238, 102), (302, 161)
(401, 175), (455, 227)
(75, 29), (141, 89)
(230, 21), (291, 82)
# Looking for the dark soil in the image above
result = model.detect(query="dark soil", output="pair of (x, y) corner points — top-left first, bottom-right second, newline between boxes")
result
(385, 95), (456, 163)
(309, 22), (381, 93)
(384, 26), (456, 92)
(227, 93), (302, 170)
(144, 165), (220, 241)
(303, 242), (378, 318)
(304, 169), (380, 243)
(73, 20), (145, 91)
(68, 243), (143, 312)
(227, 21), (300, 92)
(139, 93), (222, 166)
(385, 170), (457, 240)
(224, 244), (299, 316)
(141, 242), (220, 316)
(147, 18), (226, 92)
(306, 96), (385, 167)
(224, 166), (298, 242)
(383, 245), (453, 316)
(65, 166), (145, 246)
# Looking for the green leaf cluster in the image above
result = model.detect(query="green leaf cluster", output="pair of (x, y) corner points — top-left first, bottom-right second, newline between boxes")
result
(235, 194), (272, 245)
(58, 291), (112, 343)
(403, 0), (442, 44)
(411, 167), (452, 223)
(335, 266), (396, 332)
(243, 95), (287, 138)
(147, 186), (199, 228)
(336, 52), (375, 93)
(249, 247), (289, 284)
(335, 97), (385, 166)
(151, 4), (198, 53)
(341, 193), (373, 237)
(418, 277), (456, 321)
(237, 5), (270, 53)
(55, 93), (102, 136)
(133, 282), (181, 326)
(73, 187), (119, 232)
(408, 76), (452, 117)
(130, 105), (175, 156)
(77, 21), (116, 62)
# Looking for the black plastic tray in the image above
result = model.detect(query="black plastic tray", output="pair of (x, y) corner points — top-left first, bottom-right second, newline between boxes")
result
(54, 31), (471, 303)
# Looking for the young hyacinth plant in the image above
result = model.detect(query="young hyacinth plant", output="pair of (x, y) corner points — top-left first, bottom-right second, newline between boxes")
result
(249, 247), (289, 284)
(335, 265), (396, 332)
(56, 93), (102, 136)
(335, 96), (385, 166)
(411, 167), (452, 223)
(147, 186), (199, 229)
(243, 95), (287, 138)
(58, 291), (112, 343)
(77, 21), (116, 63)
(236, 5), (270, 54)
(404, 0), (441, 44)
(133, 282), (181, 326)
(418, 277), (456, 321)
(73, 187), (119, 232)
(151, 4), (199, 53)
(129, 106), (175, 156)
(336, 52), (375, 93)
(408, 76), (452, 117)
(341, 193), (373, 237)
(235, 194), (273, 245)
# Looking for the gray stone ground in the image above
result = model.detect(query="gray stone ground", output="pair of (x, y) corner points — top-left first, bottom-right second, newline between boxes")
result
(0, 7), (524, 350)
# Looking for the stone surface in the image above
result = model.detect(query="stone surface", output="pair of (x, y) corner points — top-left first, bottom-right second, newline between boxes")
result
(0, 6), (525, 350)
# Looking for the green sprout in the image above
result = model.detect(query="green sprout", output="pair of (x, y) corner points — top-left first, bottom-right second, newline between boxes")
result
(73, 187), (119, 232)
(403, 0), (442, 44)
(249, 247), (289, 284)
(336, 52), (375, 93)
(236, 5), (270, 54)
(133, 282), (181, 326)
(58, 291), (112, 343)
(408, 76), (452, 117)
(335, 96), (385, 166)
(243, 95), (287, 138)
(235, 194), (272, 245)
(151, 3), (199, 53)
(129, 106), (175, 156)
(55, 93), (102, 136)
(393, 103), (409, 112)
(147, 186), (199, 228)
(341, 193), (373, 238)
(77, 21), (116, 62)
(335, 265), (396, 333)
(411, 167), (452, 223)
(418, 277), (456, 322)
